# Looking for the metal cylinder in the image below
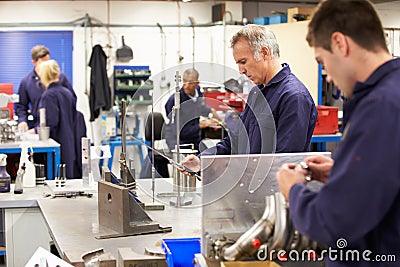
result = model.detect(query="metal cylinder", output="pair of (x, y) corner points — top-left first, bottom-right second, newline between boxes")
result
(172, 149), (197, 192)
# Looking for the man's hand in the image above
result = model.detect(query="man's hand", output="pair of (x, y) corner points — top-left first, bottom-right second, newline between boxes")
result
(179, 154), (200, 175)
(211, 108), (222, 121)
(277, 163), (307, 200)
(18, 122), (29, 132)
(303, 155), (334, 184)
(199, 119), (218, 129)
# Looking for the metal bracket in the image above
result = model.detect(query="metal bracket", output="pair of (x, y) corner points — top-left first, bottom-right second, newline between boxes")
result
(97, 180), (171, 239)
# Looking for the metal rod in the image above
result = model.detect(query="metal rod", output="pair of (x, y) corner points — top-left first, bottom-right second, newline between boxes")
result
(121, 99), (127, 154)
(131, 136), (201, 181)
(174, 71), (181, 206)
(151, 108), (155, 202)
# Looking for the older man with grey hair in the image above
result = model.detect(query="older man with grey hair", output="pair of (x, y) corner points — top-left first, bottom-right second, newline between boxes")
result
(181, 24), (317, 172)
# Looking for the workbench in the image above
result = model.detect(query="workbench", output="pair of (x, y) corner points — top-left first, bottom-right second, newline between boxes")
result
(0, 184), (53, 267)
(311, 133), (342, 151)
(38, 179), (201, 266)
(0, 138), (61, 180)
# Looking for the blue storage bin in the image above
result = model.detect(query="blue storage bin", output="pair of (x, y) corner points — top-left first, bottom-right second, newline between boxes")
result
(161, 237), (201, 267)
(267, 14), (287, 24)
(253, 17), (269, 25)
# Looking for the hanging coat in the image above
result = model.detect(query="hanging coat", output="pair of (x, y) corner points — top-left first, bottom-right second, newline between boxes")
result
(88, 44), (112, 121)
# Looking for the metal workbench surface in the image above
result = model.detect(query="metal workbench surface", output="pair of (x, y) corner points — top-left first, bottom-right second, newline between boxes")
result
(0, 184), (50, 208)
(37, 178), (202, 265)
(0, 138), (61, 180)
(0, 138), (60, 149)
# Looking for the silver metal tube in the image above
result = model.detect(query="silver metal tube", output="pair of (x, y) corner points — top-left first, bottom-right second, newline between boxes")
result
(121, 100), (127, 155)
(222, 193), (279, 261)
(174, 71), (181, 205)
(151, 107), (155, 202)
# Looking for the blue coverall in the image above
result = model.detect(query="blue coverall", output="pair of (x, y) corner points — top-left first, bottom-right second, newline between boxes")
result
(38, 82), (86, 179)
(289, 58), (400, 267)
(16, 69), (76, 128)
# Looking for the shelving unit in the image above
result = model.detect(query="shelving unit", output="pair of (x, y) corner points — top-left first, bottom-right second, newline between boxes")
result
(113, 65), (153, 106)
(109, 66), (152, 173)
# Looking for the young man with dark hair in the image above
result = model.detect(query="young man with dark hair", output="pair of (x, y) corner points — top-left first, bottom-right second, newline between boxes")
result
(277, 1), (400, 266)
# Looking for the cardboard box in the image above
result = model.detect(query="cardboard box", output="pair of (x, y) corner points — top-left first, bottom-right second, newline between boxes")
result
(287, 7), (315, 23)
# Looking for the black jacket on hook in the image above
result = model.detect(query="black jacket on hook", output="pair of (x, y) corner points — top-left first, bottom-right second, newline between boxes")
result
(88, 44), (112, 121)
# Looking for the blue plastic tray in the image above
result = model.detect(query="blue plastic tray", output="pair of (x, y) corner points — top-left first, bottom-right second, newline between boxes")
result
(161, 237), (201, 267)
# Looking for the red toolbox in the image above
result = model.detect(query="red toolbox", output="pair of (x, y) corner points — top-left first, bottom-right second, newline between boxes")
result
(0, 83), (14, 119)
(313, 105), (339, 135)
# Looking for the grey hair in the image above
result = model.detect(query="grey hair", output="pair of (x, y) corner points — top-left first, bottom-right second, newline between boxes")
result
(183, 68), (199, 82)
(230, 24), (280, 61)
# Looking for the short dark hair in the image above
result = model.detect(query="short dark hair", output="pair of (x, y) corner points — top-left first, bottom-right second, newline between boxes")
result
(31, 45), (50, 61)
(307, 0), (388, 53)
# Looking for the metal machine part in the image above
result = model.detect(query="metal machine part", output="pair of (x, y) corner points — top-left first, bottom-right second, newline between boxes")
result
(81, 248), (115, 267)
(222, 194), (277, 261)
(300, 161), (312, 182)
(119, 99), (136, 189)
(201, 153), (330, 263)
(172, 148), (198, 192)
(269, 192), (291, 251)
(0, 119), (17, 142)
(43, 191), (93, 199)
(221, 192), (319, 262)
(97, 168), (171, 239)
(119, 152), (136, 189)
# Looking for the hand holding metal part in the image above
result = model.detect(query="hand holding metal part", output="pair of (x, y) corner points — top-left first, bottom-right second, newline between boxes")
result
(299, 161), (312, 183)
(277, 162), (311, 201)
(302, 155), (334, 184)
(131, 136), (201, 181)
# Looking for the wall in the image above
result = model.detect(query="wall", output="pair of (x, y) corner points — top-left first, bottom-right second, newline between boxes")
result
(0, 0), (243, 145)
(243, 1), (315, 23)
(0, 0), (399, 145)
(269, 21), (319, 102)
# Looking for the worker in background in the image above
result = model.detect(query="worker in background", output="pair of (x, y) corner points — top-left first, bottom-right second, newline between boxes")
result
(164, 68), (221, 152)
(16, 45), (76, 131)
(27, 60), (86, 179)
(276, 1), (400, 266)
(181, 25), (317, 171)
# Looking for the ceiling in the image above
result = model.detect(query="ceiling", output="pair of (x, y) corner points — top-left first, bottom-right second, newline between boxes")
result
(0, 0), (396, 1)
(0, 0), (398, 4)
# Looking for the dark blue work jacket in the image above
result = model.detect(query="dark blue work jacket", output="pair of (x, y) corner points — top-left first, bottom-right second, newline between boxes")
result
(38, 82), (86, 179)
(16, 69), (76, 127)
(289, 58), (400, 266)
(211, 63), (317, 155)
(165, 86), (211, 151)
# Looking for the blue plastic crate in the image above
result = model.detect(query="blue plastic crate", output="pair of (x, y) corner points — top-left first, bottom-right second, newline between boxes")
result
(267, 14), (287, 24)
(253, 17), (269, 25)
(161, 237), (201, 267)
